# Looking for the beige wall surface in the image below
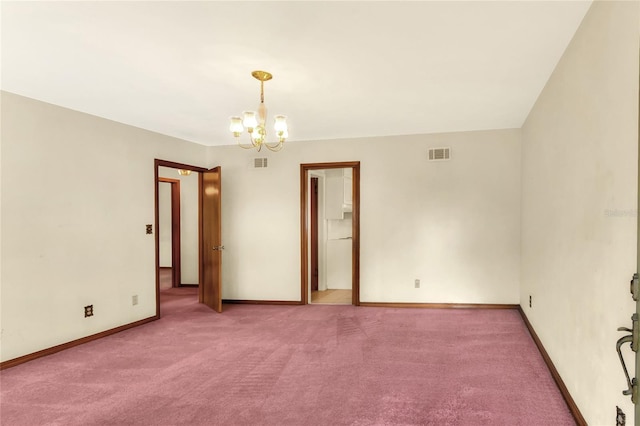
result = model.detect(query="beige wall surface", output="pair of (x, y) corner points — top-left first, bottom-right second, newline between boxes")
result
(0, 91), (208, 362)
(209, 128), (522, 304)
(520, 1), (640, 423)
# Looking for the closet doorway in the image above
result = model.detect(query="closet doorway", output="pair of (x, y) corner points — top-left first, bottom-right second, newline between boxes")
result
(300, 162), (360, 305)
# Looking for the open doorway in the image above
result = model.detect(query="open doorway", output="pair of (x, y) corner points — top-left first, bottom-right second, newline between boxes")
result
(157, 170), (199, 289)
(300, 162), (360, 305)
(156, 165), (199, 313)
(154, 160), (223, 317)
(158, 177), (181, 290)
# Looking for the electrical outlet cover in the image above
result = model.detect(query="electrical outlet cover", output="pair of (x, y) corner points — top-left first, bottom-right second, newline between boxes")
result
(84, 305), (94, 317)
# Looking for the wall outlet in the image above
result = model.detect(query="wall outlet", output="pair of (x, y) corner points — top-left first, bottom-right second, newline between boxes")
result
(529, 295), (532, 308)
(84, 305), (94, 318)
(132, 295), (138, 306)
(415, 279), (420, 289)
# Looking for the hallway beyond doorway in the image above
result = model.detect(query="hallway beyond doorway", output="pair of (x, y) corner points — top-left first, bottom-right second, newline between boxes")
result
(311, 289), (352, 304)
(159, 268), (172, 290)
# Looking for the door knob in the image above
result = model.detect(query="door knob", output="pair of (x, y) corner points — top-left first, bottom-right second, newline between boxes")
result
(212, 245), (225, 251)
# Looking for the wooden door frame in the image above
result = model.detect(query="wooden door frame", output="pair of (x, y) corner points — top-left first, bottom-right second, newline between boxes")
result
(158, 178), (181, 288)
(310, 177), (319, 293)
(154, 159), (209, 318)
(300, 162), (361, 305)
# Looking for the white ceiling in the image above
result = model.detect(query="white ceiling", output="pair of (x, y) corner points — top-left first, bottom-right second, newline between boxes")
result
(1, 1), (592, 146)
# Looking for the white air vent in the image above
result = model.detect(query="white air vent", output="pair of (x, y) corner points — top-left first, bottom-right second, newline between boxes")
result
(428, 147), (451, 161)
(252, 158), (268, 168)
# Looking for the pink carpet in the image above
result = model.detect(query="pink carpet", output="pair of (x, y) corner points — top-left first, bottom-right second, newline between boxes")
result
(1, 288), (575, 425)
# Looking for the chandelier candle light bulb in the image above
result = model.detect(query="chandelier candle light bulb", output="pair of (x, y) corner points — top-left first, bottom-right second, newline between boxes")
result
(242, 111), (257, 130)
(230, 70), (288, 152)
(229, 117), (243, 136)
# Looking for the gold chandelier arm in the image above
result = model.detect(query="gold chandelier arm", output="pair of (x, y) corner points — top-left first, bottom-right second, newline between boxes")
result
(264, 140), (284, 152)
(237, 138), (259, 150)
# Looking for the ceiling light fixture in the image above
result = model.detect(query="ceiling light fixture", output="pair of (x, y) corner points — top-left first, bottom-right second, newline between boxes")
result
(229, 70), (288, 152)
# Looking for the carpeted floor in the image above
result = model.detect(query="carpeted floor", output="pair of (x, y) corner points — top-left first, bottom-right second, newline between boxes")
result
(0, 288), (575, 425)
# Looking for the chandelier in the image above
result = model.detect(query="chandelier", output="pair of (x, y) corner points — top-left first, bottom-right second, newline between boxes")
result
(229, 70), (288, 152)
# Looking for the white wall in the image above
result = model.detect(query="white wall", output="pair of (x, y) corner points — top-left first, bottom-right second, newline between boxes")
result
(209, 129), (521, 304)
(158, 166), (198, 285)
(0, 91), (208, 362)
(158, 182), (172, 267)
(520, 1), (639, 423)
(178, 170), (198, 285)
(326, 239), (352, 290)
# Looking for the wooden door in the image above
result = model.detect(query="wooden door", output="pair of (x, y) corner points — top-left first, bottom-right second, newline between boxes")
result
(311, 177), (319, 292)
(200, 167), (222, 312)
